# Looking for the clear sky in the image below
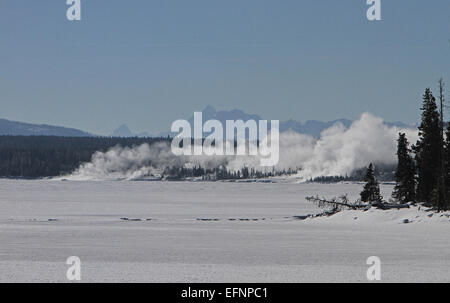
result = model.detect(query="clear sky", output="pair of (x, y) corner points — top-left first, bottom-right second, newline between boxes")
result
(1, 0), (449, 135)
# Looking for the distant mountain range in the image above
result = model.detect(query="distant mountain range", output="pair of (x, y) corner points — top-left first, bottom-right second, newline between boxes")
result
(1, 107), (416, 138)
(158, 105), (416, 138)
(112, 124), (150, 138)
(0, 118), (92, 137)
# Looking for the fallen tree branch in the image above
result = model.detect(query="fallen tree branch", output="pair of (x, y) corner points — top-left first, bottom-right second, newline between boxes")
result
(306, 195), (367, 210)
(377, 203), (410, 210)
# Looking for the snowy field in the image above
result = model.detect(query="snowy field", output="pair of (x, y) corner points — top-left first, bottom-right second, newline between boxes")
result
(0, 179), (449, 283)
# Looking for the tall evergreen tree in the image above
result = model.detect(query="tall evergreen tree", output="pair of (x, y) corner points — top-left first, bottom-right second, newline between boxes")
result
(413, 88), (442, 202)
(360, 163), (382, 203)
(433, 79), (448, 212)
(392, 133), (416, 203)
(443, 123), (450, 210)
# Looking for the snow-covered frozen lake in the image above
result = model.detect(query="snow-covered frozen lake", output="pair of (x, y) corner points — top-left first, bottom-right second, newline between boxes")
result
(0, 179), (449, 282)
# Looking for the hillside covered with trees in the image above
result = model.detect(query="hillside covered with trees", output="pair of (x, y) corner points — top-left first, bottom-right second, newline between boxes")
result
(0, 136), (169, 177)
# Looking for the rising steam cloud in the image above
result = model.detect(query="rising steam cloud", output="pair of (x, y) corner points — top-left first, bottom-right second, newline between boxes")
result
(295, 113), (418, 179)
(63, 113), (418, 181)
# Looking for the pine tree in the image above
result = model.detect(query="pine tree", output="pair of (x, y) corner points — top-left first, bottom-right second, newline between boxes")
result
(360, 163), (382, 203)
(392, 133), (416, 203)
(413, 88), (442, 203)
(437, 79), (449, 211)
(443, 123), (450, 210)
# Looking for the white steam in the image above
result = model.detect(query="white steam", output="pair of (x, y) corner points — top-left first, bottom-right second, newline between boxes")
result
(62, 112), (418, 181)
(295, 112), (418, 179)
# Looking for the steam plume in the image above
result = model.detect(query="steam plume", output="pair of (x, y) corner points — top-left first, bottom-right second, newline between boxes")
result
(63, 113), (418, 181)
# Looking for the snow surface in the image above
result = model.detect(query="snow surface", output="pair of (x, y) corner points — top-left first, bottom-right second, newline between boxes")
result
(0, 179), (449, 282)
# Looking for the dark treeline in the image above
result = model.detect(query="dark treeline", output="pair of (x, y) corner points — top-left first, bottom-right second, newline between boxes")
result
(0, 136), (170, 177)
(164, 165), (298, 181)
(308, 163), (396, 183)
(0, 135), (298, 180)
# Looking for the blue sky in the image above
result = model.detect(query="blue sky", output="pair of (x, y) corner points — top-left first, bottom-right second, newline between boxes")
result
(0, 0), (449, 135)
